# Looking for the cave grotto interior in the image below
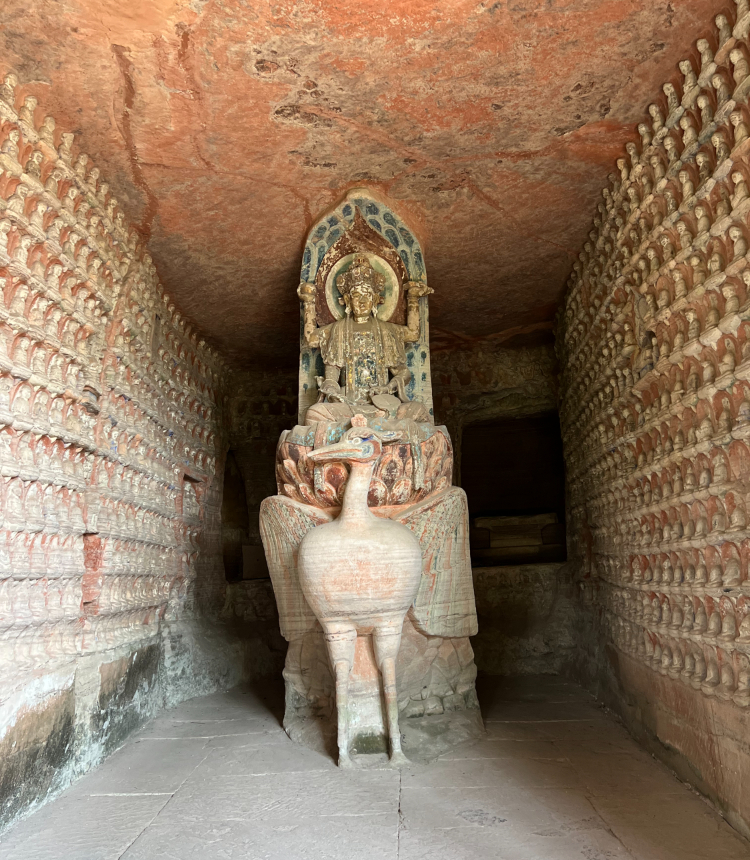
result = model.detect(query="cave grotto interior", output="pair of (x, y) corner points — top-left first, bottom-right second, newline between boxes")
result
(2, 2), (750, 858)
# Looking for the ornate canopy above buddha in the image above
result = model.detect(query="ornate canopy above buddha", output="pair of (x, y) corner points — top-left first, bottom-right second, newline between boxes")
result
(297, 188), (434, 425)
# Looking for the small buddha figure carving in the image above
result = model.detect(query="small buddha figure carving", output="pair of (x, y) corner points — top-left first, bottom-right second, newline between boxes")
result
(647, 247), (660, 273)
(299, 254), (432, 424)
(697, 95), (713, 135)
(638, 122), (652, 149)
(719, 404), (733, 433)
(724, 284), (740, 313)
(7, 184), (29, 215)
(63, 186), (79, 214)
(716, 189), (732, 219)
(0, 218), (11, 251)
(708, 251), (724, 275)
(696, 152), (712, 187)
(697, 39), (715, 75)
(17, 95), (37, 126)
(715, 457), (729, 482)
(731, 48), (750, 87)
(730, 226), (748, 260)
(680, 113), (698, 149)
(0, 72), (17, 108)
(687, 310), (701, 340)
(44, 167), (63, 198)
(664, 83), (680, 115)
(39, 116), (55, 147)
(664, 189), (678, 214)
(74, 154), (88, 179)
(695, 204), (711, 233)
(720, 341), (736, 375)
(689, 254), (707, 286)
(660, 234), (675, 261)
(30, 201), (46, 230)
(58, 132), (74, 164)
(712, 132), (731, 163)
(1, 128), (21, 163)
(731, 110), (750, 147)
(703, 295), (719, 330)
(626, 141), (640, 168)
(650, 154), (665, 181)
(648, 103), (664, 134)
(733, 171), (750, 207)
(13, 234), (32, 266)
(680, 59), (698, 92)
(664, 135), (679, 166)
(676, 221), (692, 250)
(24, 149), (43, 179)
(680, 170), (695, 202)
(716, 14), (732, 47)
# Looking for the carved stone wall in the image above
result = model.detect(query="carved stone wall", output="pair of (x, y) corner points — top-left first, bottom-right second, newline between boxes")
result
(558, 4), (750, 837)
(0, 72), (246, 830)
(432, 340), (557, 484)
(472, 563), (576, 676)
(225, 368), (297, 550)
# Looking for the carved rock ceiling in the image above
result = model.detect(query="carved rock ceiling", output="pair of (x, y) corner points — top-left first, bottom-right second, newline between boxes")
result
(1, 0), (720, 366)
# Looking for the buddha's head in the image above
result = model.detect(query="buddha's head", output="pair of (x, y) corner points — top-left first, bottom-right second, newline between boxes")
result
(336, 253), (385, 322)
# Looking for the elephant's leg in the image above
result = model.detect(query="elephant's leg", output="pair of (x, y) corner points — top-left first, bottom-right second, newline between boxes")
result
(324, 623), (357, 768)
(373, 622), (409, 766)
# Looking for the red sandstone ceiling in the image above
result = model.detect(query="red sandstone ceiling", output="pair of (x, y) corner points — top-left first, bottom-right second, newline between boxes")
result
(0, 0), (721, 366)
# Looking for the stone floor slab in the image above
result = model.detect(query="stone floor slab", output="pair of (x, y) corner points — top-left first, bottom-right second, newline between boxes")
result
(0, 794), (170, 860)
(80, 738), (211, 795)
(2, 675), (749, 860)
(121, 817), (398, 860)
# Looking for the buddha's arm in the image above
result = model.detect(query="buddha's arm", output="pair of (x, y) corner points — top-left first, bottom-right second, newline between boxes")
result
(298, 281), (321, 346)
(318, 364), (345, 400)
(387, 365), (410, 400)
(402, 281), (434, 342)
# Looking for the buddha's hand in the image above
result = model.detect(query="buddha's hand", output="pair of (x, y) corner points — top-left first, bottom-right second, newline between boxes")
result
(405, 281), (433, 301)
(388, 376), (407, 400)
(317, 377), (344, 402)
(297, 281), (317, 303)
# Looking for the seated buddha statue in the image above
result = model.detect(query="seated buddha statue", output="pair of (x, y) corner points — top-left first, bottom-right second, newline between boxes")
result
(298, 253), (432, 425)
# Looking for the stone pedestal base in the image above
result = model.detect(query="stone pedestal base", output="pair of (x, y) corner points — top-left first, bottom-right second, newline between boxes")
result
(282, 616), (481, 760)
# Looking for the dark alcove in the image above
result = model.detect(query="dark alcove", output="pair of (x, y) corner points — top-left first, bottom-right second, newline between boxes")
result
(462, 412), (566, 565)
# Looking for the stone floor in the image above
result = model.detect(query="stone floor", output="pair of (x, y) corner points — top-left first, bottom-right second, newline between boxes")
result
(2, 676), (749, 860)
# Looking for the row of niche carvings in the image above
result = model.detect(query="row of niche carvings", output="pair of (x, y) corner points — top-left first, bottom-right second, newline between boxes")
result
(558, 1), (750, 709)
(0, 69), (225, 689)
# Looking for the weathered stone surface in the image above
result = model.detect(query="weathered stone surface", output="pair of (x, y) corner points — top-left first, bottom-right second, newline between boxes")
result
(0, 66), (269, 832)
(0, 0), (723, 366)
(472, 564), (576, 676)
(0, 689), (74, 825)
(557, 1), (750, 838)
(93, 646), (161, 754)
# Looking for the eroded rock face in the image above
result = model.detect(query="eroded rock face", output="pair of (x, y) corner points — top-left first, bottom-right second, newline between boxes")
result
(0, 0), (721, 366)
(0, 70), (234, 831)
(558, 2), (750, 837)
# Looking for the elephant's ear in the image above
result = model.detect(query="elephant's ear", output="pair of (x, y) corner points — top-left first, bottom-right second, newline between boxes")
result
(259, 495), (333, 641)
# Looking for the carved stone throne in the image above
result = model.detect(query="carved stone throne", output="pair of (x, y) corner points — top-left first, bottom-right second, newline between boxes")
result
(260, 189), (480, 759)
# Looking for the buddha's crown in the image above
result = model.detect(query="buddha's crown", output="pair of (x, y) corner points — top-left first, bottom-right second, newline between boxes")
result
(336, 253), (386, 297)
